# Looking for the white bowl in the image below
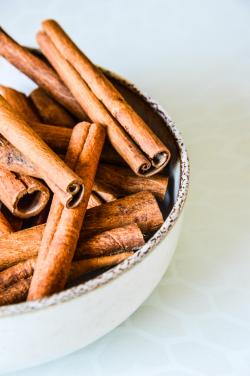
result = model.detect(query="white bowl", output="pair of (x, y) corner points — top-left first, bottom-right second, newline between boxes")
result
(0, 70), (189, 374)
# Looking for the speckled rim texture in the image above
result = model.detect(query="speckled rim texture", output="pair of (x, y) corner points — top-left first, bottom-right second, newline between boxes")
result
(0, 70), (190, 317)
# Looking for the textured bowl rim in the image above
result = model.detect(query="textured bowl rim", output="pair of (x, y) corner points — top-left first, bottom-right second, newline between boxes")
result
(0, 70), (190, 317)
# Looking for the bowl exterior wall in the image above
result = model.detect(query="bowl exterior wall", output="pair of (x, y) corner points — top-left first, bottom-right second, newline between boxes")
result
(0, 214), (183, 373)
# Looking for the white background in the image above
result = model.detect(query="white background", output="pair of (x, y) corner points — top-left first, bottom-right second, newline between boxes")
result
(1, 0), (250, 375)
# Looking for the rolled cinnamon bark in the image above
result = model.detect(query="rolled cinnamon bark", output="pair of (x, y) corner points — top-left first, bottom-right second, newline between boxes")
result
(30, 88), (76, 128)
(0, 210), (13, 236)
(75, 224), (144, 259)
(0, 277), (31, 306)
(0, 252), (133, 306)
(0, 225), (42, 270)
(28, 122), (106, 300)
(0, 85), (40, 122)
(82, 191), (163, 239)
(96, 163), (168, 200)
(37, 30), (152, 176)
(0, 136), (38, 177)
(0, 96), (84, 208)
(0, 27), (85, 119)
(42, 20), (170, 169)
(0, 167), (50, 218)
(0, 258), (36, 289)
(0, 192), (162, 271)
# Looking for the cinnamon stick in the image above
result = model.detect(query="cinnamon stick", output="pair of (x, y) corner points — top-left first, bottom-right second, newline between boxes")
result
(0, 85), (40, 122)
(37, 30), (152, 176)
(0, 167), (50, 218)
(0, 27), (86, 119)
(0, 192), (162, 270)
(82, 191), (163, 239)
(0, 225), (42, 270)
(0, 277), (31, 306)
(0, 136), (38, 177)
(96, 163), (168, 200)
(30, 88), (76, 127)
(0, 258), (36, 289)
(0, 252), (133, 306)
(0, 96), (84, 208)
(40, 20), (171, 173)
(75, 223), (144, 259)
(69, 253), (133, 281)
(28, 122), (106, 300)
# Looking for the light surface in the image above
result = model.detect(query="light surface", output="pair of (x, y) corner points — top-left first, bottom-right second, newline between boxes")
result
(1, 0), (250, 375)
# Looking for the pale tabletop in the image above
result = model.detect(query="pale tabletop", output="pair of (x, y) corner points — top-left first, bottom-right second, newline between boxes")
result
(1, 0), (250, 375)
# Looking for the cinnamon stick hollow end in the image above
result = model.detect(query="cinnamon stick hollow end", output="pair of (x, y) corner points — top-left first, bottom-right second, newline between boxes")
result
(0, 167), (50, 219)
(152, 150), (170, 169)
(66, 180), (85, 209)
(46, 176), (85, 209)
(12, 175), (50, 218)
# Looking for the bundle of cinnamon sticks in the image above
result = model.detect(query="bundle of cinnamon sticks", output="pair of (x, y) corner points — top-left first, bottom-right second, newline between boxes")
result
(0, 20), (170, 306)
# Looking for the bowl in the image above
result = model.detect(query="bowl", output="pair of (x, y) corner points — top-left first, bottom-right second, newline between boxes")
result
(0, 69), (189, 374)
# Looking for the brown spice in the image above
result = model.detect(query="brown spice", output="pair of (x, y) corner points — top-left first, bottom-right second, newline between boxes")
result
(0, 167), (50, 218)
(28, 122), (106, 300)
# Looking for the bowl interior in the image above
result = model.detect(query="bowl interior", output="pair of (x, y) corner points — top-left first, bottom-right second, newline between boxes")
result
(0, 69), (186, 316)
(107, 72), (181, 220)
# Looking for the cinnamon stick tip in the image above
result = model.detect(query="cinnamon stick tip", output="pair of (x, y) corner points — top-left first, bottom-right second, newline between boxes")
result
(42, 19), (58, 28)
(152, 150), (171, 169)
(138, 150), (171, 177)
(36, 30), (46, 44)
(66, 181), (84, 208)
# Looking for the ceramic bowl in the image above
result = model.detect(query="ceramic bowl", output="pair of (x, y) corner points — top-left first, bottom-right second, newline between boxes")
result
(0, 70), (189, 374)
